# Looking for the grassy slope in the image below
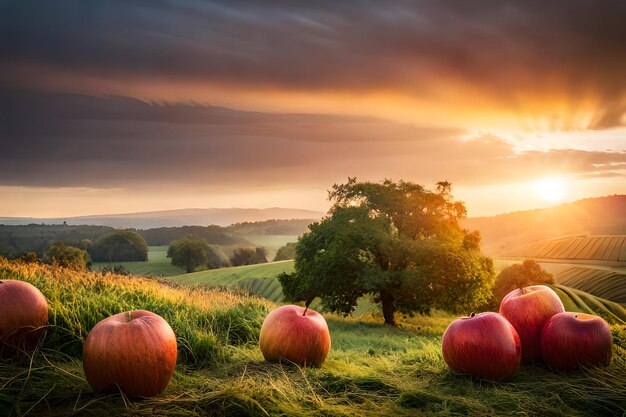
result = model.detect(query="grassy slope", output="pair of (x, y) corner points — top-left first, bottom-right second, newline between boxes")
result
(170, 261), (294, 302)
(1, 259), (626, 416)
(92, 245), (185, 277)
(554, 267), (626, 304)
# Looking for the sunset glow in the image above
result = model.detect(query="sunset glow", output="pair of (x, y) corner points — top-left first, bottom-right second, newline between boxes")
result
(1, 1), (624, 218)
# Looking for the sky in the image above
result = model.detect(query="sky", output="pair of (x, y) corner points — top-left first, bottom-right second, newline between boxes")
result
(1, 0), (625, 218)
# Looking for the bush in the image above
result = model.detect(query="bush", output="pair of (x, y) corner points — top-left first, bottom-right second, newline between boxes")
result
(494, 260), (554, 301)
(230, 247), (268, 266)
(43, 242), (91, 271)
(274, 242), (296, 261)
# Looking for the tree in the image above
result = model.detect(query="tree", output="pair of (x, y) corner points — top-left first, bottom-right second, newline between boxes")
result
(167, 236), (210, 273)
(230, 247), (268, 266)
(18, 252), (39, 263)
(206, 244), (231, 269)
(494, 260), (554, 301)
(91, 230), (148, 262)
(274, 242), (297, 261)
(43, 242), (91, 271)
(279, 178), (495, 325)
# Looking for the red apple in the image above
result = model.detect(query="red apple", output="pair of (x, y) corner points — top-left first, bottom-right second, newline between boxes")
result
(541, 312), (612, 371)
(259, 305), (331, 367)
(0, 280), (48, 358)
(499, 285), (564, 364)
(442, 312), (521, 381)
(83, 310), (177, 397)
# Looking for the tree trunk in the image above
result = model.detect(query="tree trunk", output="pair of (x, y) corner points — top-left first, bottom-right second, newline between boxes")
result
(380, 291), (396, 326)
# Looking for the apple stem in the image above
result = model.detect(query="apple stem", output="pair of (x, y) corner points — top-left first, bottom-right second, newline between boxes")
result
(303, 299), (312, 316)
(470, 312), (476, 318)
(125, 311), (132, 322)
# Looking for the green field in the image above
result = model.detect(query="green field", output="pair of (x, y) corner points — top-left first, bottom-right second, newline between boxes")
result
(170, 261), (293, 305)
(92, 245), (184, 276)
(2, 258), (625, 416)
(551, 284), (626, 325)
(171, 260), (626, 325)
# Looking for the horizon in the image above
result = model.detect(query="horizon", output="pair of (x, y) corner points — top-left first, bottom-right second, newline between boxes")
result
(2, 1), (625, 218)
(1, 193), (623, 222)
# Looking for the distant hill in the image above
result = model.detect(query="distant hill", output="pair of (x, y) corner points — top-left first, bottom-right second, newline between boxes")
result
(462, 195), (626, 257)
(226, 219), (314, 236)
(0, 207), (324, 229)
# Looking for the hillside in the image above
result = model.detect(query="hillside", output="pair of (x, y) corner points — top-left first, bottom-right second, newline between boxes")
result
(462, 195), (626, 257)
(554, 267), (626, 304)
(2, 259), (625, 416)
(227, 218), (313, 236)
(0, 224), (115, 258)
(505, 235), (626, 266)
(137, 225), (249, 246)
(0, 207), (324, 229)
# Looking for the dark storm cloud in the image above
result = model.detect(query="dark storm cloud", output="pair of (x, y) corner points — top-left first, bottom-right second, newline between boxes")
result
(0, 89), (461, 187)
(1, 90), (624, 189)
(1, 1), (625, 127)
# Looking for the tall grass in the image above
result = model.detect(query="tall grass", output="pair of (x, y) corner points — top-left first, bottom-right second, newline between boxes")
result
(1, 258), (625, 416)
(0, 258), (272, 366)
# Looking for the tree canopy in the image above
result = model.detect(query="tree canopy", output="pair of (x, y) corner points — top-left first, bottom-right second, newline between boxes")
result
(167, 236), (231, 273)
(494, 260), (554, 301)
(279, 178), (495, 325)
(91, 230), (148, 262)
(274, 242), (297, 261)
(230, 247), (268, 266)
(43, 242), (91, 271)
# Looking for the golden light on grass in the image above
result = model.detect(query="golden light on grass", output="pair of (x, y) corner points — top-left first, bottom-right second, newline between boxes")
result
(534, 177), (568, 203)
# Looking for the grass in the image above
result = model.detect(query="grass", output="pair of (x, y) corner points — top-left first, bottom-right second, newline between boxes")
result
(551, 285), (626, 325)
(2, 258), (626, 416)
(170, 261), (294, 303)
(92, 246), (185, 277)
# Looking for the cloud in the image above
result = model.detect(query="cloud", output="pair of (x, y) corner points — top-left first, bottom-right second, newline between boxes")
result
(1, 0), (625, 128)
(1, 90), (624, 191)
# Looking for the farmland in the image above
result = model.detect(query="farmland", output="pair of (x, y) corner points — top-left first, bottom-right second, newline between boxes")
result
(505, 235), (626, 266)
(1, 258), (625, 416)
(554, 267), (626, 305)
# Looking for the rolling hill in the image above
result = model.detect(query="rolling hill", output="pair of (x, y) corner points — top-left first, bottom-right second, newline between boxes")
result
(2, 258), (624, 416)
(462, 195), (626, 257)
(169, 260), (626, 325)
(554, 267), (626, 304)
(0, 207), (323, 229)
(505, 235), (626, 266)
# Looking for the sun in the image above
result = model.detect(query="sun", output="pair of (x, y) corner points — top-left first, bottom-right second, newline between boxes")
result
(534, 177), (568, 202)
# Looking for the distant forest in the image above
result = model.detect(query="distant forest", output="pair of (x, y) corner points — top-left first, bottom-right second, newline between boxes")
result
(0, 219), (311, 259)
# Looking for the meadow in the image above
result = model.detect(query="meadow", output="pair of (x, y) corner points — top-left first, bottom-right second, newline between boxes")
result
(1, 258), (625, 416)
